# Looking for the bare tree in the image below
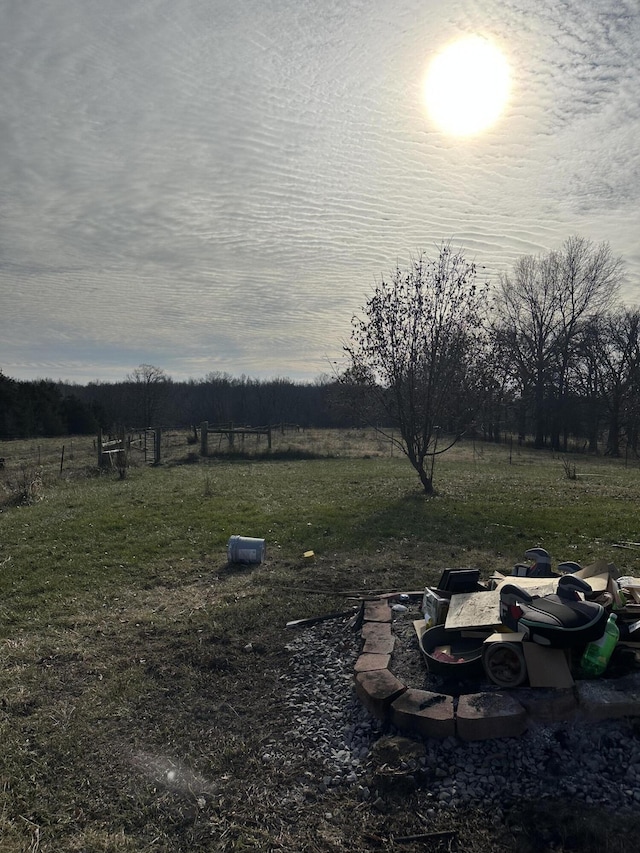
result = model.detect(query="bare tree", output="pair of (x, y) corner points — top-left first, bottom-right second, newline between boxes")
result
(494, 237), (622, 448)
(578, 309), (640, 456)
(344, 245), (489, 494)
(126, 364), (171, 427)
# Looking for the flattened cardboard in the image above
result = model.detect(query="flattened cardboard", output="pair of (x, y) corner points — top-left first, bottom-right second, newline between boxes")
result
(445, 590), (501, 630)
(414, 619), (430, 663)
(627, 587), (640, 604)
(484, 631), (526, 643)
(577, 572), (609, 594)
(487, 571), (506, 590)
(574, 560), (620, 581)
(447, 579), (562, 631)
(522, 644), (574, 688)
(495, 577), (560, 595)
(461, 629), (498, 638)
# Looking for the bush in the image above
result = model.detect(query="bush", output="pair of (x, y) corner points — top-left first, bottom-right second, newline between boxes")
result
(3, 464), (44, 506)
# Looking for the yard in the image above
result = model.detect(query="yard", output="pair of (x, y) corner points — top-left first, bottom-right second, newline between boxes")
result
(2, 431), (640, 851)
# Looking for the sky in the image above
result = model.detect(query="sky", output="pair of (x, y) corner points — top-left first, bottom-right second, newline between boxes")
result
(1, 0), (639, 385)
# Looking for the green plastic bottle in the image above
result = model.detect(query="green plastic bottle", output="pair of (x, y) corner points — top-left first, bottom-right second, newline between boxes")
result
(580, 614), (619, 678)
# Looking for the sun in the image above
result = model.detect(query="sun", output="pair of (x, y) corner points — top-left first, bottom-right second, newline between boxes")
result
(423, 35), (511, 136)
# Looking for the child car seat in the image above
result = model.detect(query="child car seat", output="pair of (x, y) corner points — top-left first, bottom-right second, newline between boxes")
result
(512, 547), (556, 578)
(499, 575), (607, 648)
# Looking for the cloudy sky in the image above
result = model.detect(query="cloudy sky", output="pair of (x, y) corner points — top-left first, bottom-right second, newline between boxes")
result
(1, 0), (638, 384)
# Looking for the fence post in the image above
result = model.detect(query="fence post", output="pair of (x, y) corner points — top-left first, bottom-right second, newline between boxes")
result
(200, 422), (208, 456)
(97, 429), (103, 467)
(154, 428), (161, 464)
(118, 426), (128, 475)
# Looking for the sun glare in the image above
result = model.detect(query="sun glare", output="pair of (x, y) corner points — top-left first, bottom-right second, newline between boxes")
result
(423, 35), (511, 136)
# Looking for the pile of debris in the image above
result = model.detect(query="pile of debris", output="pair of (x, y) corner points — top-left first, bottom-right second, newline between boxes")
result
(420, 548), (640, 689)
(353, 549), (640, 740)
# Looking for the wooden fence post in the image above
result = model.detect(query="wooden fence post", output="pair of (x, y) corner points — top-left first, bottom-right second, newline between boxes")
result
(154, 428), (161, 464)
(118, 426), (128, 476)
(200, 422), (208, 456)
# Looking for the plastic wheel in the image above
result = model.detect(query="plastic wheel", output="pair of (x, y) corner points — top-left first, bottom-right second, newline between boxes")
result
(482, 642), (527, 687)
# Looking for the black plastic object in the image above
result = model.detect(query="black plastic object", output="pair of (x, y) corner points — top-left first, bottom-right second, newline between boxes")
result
(499, 580), (607, 648)
(512, 547), (556, 578)
(419, 624), (485, 677)
(437, 568), (482, 594)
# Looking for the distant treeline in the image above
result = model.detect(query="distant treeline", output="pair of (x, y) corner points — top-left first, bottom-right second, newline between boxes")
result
(1, 349), (640, 458)
(0, 374), (106, 438)
(0, 371), (356, 440)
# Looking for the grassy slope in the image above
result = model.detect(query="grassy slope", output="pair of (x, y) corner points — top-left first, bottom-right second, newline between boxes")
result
(1, 434), (640, 851)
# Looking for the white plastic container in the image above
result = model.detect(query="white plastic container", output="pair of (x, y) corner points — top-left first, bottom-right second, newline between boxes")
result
(422, 587), (450, 628)
(227, 535), (266, 565)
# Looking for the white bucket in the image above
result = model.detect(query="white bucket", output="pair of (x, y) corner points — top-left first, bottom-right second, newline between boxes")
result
(227, 535), (266, 564)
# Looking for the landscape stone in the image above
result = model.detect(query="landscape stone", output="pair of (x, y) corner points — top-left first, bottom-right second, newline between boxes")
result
(354, 653), (391, 673)
(390, 688), (455, 739)
(361, 622), (395, 655)
(354, 669), (406, 720)
(509, 687), (578, 723)
(456, 692), (527, 740)
(361, 621), (392, 640)
(363, 600), (392, 623)
(576, 677), (640, 722)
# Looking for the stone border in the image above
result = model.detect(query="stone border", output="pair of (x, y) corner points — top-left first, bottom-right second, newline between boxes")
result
(353, 599), (640, 740)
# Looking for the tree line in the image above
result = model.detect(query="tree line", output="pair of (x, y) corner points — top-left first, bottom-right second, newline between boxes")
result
(1, 236), (637, 465)
(0, 374), (106, 438)
(0, 368), (354, 439)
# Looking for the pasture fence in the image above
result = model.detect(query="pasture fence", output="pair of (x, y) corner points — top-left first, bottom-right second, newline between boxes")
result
(199, 421), (272, 455)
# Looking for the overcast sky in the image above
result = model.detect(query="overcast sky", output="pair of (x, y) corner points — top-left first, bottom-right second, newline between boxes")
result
(1, 0), (638, 384)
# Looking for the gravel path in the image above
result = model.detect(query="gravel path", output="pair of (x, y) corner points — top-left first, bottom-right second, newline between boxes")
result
(283, 611), (640, 814)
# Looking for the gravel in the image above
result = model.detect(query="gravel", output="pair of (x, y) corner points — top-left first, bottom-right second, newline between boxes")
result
(283, 609), (640, 813)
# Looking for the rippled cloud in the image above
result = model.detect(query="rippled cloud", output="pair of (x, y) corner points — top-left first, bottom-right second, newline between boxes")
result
(0, 0), (638, 382)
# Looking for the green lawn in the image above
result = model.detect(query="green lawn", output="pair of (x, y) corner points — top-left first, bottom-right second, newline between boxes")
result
(1, 433), (640, 851)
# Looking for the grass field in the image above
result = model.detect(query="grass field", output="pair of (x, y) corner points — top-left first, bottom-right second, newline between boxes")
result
(2, 430), (640, 851)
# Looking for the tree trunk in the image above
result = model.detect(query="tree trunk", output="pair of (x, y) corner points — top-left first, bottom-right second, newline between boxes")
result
(606, 404), (620, 456)
(417, 463), (434, 495)
(534, 394), (546, 449)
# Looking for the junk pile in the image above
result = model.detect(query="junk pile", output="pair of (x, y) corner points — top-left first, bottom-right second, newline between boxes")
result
(419, 548), (640, 690)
